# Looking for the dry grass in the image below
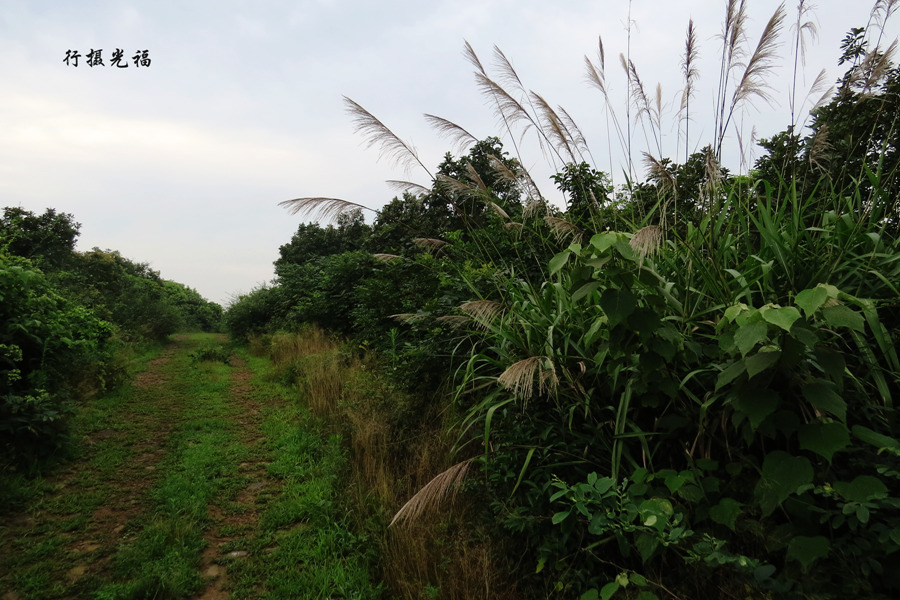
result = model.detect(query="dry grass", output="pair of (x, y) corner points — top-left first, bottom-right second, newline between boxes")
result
(258, 326), (516, 599)
(630, 224), (663, 260)
(264, 328), (345, 417)
(384, 521), (521, 600)
(459, 300), (504, 330)
(390, 460), (473, 527)
(544, 216), (583, 245)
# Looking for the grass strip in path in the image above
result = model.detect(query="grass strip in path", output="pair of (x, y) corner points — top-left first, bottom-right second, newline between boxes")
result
(95, 333), (250, 599)
(216, 350), (382, 600)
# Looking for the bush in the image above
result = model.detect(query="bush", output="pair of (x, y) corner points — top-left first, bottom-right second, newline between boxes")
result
(0, 256), (112, 465)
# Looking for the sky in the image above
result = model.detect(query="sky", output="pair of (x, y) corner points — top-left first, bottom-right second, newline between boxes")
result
(1, 0), (897, 306)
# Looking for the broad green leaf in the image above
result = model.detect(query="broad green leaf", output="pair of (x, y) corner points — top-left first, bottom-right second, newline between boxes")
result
(549, 251), (571, 275)
(600, 289), (637, 327)
(652, 338), (676, 362)
(851, 425), (900, 452)
(635, 532), (659, 562)
(593, 477), (615, 495)
(586, 256), (611, 269)
(716, 359), (746, 390)
(735, 308), (763, 327)
(628, 308), (661, 336)
(834, 475), (888, 502)
(580, 590), (599, 600)
(709, 497), (743, 531)
(695, 458), (719, 471)
(629, 573), (648, 586)
(664, 473), (686, 493)
(573, 281), (601, 302)
(798, 422), (850, 462)
(591, 232), (619, 254)
(753, 565), (776, 582)
(614, 240), (635, 259)
(723, 304), (746, 323)
(677, 484), (704, 503)
(599, 581), (620, 600)
(732, 388), (779, 431)
(551, 511), (570, 524)
(791, 324), (819, 348)
(821, 283), (840, 298)
(745, 349), (782, 379)
(760, 305), (801, 332)
(786, 536), (830, 572)
(822, 304), (864, 333)
(640, 498), (673, 519)
(754, 451), (813, 516)
(795, 286), (829, 317)
(802, 380), (847, 421)
(585, 319), (606, 346)
(734, 321), (768, 356)
(813, 347), (845, 380)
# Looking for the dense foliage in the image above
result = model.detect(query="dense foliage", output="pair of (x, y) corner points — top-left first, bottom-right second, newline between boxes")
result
(226, 12), (900, 599)
(1, 207), (222, 466)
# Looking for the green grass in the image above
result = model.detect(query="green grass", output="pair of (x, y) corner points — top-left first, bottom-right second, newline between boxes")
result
(222, 351), (382, 600)
(1, 333), (384, 600)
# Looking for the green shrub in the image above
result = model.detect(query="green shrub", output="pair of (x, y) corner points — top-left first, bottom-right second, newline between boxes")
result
(0, 256), (112, 465)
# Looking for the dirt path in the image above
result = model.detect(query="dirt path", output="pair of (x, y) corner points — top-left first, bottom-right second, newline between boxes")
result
(0, 335), (275, 600)
(194, 356), (279, 600)
(1, 333), (381, 600)
(0, 343), (183, 599)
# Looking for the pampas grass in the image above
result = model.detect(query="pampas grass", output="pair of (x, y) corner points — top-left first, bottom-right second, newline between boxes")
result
(389, 459), (473, 527)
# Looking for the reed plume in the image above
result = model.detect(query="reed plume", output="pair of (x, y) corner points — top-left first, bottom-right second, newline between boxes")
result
(344, 96), (431, 177)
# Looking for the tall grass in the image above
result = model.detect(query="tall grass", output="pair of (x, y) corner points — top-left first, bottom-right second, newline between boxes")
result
(271, 1), (900, 597)
(252, 326), (517, 599)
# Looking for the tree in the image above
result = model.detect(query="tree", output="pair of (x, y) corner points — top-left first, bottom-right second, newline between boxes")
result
(0, 207), (80, 269)
(426, 137), (524, 233)
(275, 208), (370, 270)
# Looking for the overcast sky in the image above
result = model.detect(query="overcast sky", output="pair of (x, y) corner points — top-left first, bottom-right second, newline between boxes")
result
(1, 1), (896, 306)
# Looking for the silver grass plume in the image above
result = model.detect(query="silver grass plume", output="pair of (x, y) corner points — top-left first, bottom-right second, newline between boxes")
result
(715, 0), (749, 157)
(680, 19), (700, 162)
(389, 460), (473, 528)
(473, 71), (538, 145)
(390, 313), (430, 323)
(386, 180), (430, 196)
(435, 315), (471, 328)
(459, 300), (504, 330)
(630, 225), (662, 261)
(530, 91), (579, 163)
(279, 197), (374, 222)
(790, 1), (819, 128)
(807, 125), (831, 172)
(557, 106), (593, 161)
(497, 356), (559, 401)
(424, 114), (477, 154)
(413, 238), (449, 251)
(718, 3), (787, 157)
(544, 216), (584, 245)
(344, 96), (431, 177)
(488, 154), (545, 210)
(732, 3), (787, 108)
